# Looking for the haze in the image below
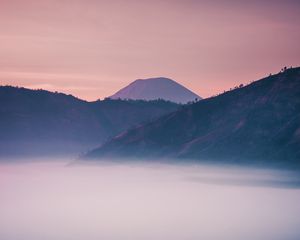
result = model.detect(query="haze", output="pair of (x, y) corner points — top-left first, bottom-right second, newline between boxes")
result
(1, 0), (300, 100)
(1, 159), (300, 240)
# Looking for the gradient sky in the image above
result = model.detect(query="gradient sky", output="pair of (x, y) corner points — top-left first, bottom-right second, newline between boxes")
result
(0, 0), (299, 100)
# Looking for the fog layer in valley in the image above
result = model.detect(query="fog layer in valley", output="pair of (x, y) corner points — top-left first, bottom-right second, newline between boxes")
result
(0, 159), (300, 240)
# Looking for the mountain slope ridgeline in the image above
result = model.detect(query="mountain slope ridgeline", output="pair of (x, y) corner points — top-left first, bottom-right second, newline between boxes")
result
(86, 67), (300, 168)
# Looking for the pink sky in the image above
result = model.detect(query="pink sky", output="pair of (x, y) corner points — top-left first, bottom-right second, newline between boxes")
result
(0, 0), (299, 101)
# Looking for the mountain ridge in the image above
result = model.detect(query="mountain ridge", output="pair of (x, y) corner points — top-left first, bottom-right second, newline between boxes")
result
(85, 67), (300, 168)
(0, 86), (179, 157)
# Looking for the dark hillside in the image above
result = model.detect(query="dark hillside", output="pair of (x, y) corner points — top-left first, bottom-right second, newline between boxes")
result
(86, 67), (300, 168)
(0, 87), (178, 157)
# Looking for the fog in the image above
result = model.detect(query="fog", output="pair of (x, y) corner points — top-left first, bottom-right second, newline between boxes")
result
(0, 159), (300, 240)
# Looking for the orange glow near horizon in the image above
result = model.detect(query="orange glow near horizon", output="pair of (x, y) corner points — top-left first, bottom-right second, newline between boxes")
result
(0, 0), (299, 101)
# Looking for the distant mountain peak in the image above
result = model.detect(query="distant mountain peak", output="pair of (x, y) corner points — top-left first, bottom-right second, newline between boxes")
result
(109, 77), (201, 104)
(135, 77), (171, 81)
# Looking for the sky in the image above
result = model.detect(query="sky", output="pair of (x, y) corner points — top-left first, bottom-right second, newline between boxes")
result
(0, 0), (299, 101)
